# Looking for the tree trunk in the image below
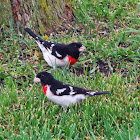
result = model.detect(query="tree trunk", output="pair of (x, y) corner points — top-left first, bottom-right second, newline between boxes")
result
(10, 0), (74, 35)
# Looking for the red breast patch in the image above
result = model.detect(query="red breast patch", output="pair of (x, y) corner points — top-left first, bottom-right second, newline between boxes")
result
(68, 56), (78, 65)
(59, 59), (64, 62)
(43, 85), (48, 95)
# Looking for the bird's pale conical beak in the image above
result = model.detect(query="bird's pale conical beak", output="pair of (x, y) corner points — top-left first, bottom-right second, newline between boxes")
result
(34, 77), (41, 82)
(79, 45), (87, 52)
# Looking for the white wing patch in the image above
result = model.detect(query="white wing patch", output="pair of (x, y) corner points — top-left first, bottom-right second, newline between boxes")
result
(69, 86), (76, 95)
(56, 88), (66, 95)
(50, 44), (55, 51)
(51, 44), (55, 47)
(87, 91), (96, 96)
(55, 51), (62, 57)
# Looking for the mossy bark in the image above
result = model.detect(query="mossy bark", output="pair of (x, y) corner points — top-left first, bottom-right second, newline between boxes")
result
(9, 0), (74, 35)
(0, 0), (13, 25)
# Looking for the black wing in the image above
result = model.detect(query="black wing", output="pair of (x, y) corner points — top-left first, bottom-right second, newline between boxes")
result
(50, 79), (111, 96)
(50, 79), (92, 96)
(50, 43), (68, 59)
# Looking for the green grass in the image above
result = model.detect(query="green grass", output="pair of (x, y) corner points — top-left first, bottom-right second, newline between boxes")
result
(0, 0), (140, 139)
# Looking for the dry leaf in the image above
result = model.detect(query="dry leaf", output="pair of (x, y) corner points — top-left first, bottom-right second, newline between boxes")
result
(34, 49), (39, 60)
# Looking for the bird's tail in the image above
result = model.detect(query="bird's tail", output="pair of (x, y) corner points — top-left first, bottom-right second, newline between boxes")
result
(24, 28), (42, 41)
(88, 91), (111, 96)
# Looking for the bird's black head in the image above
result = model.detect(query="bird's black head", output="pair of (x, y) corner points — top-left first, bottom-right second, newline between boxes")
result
(34, 71), (54, 86)
(68, 42), (86, 52)
(67, 42), (87, 59)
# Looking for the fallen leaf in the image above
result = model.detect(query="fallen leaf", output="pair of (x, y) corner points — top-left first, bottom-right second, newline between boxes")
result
(43, 34), (49, 40)
(34, 49), (39, 60)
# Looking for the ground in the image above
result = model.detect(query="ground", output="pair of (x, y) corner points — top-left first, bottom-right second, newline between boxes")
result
(0, 0), (140, 139)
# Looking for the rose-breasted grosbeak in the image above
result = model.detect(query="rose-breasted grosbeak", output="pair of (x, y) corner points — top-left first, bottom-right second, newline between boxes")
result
(24, 28), (86, 70)
(34, 71), (111, 107)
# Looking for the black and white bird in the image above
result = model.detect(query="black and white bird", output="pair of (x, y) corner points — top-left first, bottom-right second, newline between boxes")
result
(24, 28), (86, 70)
(34, 71), (111, 107)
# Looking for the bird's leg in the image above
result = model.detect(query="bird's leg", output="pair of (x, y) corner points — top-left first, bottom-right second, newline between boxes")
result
(47, 68), (54, 73)
(63, 106), (70, 113)
(61, 65), (67, 72)
(53, 66), (56, 71)
(61, 63), (70, 72)
(48, 66), (57, 72)
(66, 107), (70, 113)
(63, 106), (65, 111)
(58, 106), (67, 121)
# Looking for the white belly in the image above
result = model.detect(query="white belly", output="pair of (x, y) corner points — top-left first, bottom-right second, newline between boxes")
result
(46, 86), (87, 107)
(43, 52), (68, 67)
